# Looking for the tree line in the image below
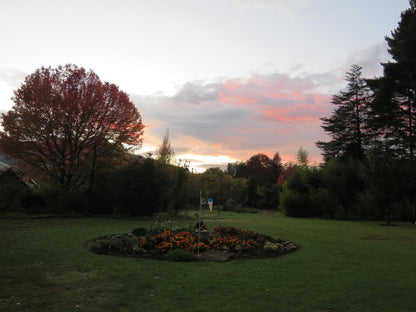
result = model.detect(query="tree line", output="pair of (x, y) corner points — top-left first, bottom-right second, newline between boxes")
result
(1, 1), (415, 223)
(284, 2), (416, 224)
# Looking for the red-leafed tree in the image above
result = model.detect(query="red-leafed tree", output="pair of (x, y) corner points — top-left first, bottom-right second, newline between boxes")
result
(0, 64), (144, 191)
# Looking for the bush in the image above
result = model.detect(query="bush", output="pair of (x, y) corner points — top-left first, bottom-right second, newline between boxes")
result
(89, 234), (140, 255)
(281, 160), (367, 219)
(103, 158), (169, 216)
(320, 158), (364, 219)
(359, 148), (416, 223)
(281, 188), (313, 217)
(164, 249), (198, 262)
(20, 192), (46, 214)
(280, 167), (322, 217)
(132, 227), (147, 237)
(39, 185), (89, 215)
(256, 184), (280, 210)
(309, 188), (341, 219)
(223, 199), (257, 213)
(224, 199), (238, 211)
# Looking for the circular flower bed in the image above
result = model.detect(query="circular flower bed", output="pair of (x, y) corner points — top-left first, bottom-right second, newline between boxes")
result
(90, 225), (298, 261)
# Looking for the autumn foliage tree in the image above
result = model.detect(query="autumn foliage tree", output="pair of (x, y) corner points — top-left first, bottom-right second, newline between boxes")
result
(0, 64), (144, 192)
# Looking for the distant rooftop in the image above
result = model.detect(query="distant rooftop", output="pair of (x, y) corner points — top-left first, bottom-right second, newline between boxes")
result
(0, 152), (16, 166)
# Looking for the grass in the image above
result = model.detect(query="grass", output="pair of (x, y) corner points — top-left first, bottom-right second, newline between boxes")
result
(1, 210), (415, 311)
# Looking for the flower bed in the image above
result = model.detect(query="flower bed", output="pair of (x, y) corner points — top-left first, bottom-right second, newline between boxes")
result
(90, 226), (298, 261)
(138, 230), (209, 253)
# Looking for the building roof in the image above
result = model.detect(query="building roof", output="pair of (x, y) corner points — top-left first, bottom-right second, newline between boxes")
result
(0, 161), (37, 190)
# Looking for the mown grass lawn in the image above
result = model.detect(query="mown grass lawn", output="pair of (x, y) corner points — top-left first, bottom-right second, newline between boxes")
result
(1, 211), (415, 312)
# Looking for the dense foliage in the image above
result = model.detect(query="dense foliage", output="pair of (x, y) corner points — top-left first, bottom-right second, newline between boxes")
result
(281, 155), (416, 223)
(305, 2), (416, 224)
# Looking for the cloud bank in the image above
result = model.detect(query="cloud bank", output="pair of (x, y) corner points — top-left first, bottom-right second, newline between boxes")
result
(133, 69), (339, 171)
(134, 37), (390, 172)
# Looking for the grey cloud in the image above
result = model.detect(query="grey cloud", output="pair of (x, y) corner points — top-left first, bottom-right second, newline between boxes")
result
(173, 81), (222, 103)
(345, 42), (391, 78)
(198, 163), (228, 171)
(160, 105), (251, 142)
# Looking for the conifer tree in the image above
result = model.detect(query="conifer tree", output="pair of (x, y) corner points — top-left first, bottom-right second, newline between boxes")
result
(316, 64), (370, 161)
(366, 1), (416, 159)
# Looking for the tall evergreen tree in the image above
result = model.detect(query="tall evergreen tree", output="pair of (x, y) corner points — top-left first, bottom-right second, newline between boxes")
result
(366, 1), (416, 159)
(316, 64), (370, 161)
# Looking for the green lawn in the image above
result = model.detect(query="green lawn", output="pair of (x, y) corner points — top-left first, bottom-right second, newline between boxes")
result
(1, 211), (415, 312)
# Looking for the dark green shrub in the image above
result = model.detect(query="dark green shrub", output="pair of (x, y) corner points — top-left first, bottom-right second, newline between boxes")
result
(256, 184), (280, 210)
(39, 185), (89, 215)
(280, 189), (312, 217)
(167, 166), (188, 217)
(89, 239), (110, 254)
(281, 160), (367, 219)
(164, 249), (198, 262)
(104, 159), (169, 216)
(359, 147), (416, 223)
(321, 159), (363, 219)
(224, 199), (237, 211)
(132, 227), (147, 237)
(20, 192), (46, 214)
(89, 234), (139, 255)
(309, 189), (340, 219)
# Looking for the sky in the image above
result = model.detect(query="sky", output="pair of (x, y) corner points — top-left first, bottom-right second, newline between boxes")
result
(0, 0), (411, 172)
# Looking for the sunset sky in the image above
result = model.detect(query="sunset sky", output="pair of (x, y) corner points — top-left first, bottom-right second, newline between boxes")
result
(0, 0), (410, 172)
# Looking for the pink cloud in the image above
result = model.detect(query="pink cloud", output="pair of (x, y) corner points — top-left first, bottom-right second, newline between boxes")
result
(268, 92), (287, 99)
(260, 106), (317, 122)
(223, 79), (241, 90)
(134, 70), (336, 168)
(218, 93), (258, 106)
(219, 78), (259, 106)
(217, 73), (331, 123)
